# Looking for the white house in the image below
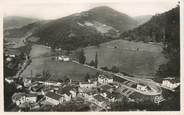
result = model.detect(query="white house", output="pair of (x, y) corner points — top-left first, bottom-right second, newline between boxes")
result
(56, 56), (70, 62)
(25, 94), (37, 103)
(98, 74), (113, 84)
(5, 77), (14, 84)
(162, 80), (180, 89)
(38, 81), (62, 86)
(6, 57), (12, 62)
(9, 54), (16, 58)
(23, 78), (32, 87)
(79, 81), (97, 89)
(136, 84), (148, 92)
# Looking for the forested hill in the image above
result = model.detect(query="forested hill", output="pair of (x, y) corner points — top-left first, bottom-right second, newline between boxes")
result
(121, 6), (179, 43)
(32, 6), (138, 50)
(121, 6), (180, 78)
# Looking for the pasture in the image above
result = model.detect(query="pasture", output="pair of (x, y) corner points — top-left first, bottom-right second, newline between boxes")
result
(21, 44), (99, 81)
(84, 39), (167, 78)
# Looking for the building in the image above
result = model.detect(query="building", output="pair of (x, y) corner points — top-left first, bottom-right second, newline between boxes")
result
(55, 85), (77, 102)
(162, 80), (180, 89)
(100, 85), (114, 93)
(38, 81), (62, 86)
(25, 94), (37, 103)
(12, 93), (37, 106)
(98, 74), (113, 84)
(56, 56), (70, 62)
(93, 94), (108, 107)
(5, 77), (14, 84)
(23, 78), (32, 87)
(45, 92), (63, 105)
(12, 93), (26, 106)
(136, 84), (148, 92)
(79, 81), (97, 89)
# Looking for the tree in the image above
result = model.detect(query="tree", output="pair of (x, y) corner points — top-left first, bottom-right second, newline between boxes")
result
(157, 6), (180, 78)
(78, 49), (86, 64)
(111, 66), (119, 73)
(94, 52), (98, 68)
(89, 60), (95, 67)
(84, 73), (90, 82)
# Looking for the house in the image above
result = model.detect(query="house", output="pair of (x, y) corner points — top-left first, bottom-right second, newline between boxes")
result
(93, 94), (108, 107)
(45, 92), (63, 105)
(56, 56), (70, 62)
(5, 77), (14, 84)
(100, 91), (115, 102)
(38, 81), (62, 86)
(100, 85), (114, 93)
(98, 74), (113, 84)
(56, 85), (77, 102)
(136, 84), (148, 92)
(25, 94), (37, 103)
(79, 81), (97, 89)
(12, 93), (37, 106)
(23, 78), (32, 87)
(79, 89), (98, 101)
(162, 80), (180, 89)
(31, 83), (44, 92)
(12, 93), (26, 106)
(9, 54), (16, 58)
(6, 57), (12, 62)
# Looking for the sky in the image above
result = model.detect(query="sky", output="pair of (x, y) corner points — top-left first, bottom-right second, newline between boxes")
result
(2, 0), (179, 19)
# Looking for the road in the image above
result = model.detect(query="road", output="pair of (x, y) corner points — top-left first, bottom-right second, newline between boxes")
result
(72, 60), (162, 96)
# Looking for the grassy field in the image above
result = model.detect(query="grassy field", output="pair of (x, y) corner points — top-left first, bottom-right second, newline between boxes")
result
(29, 44), (51, 58)
(21, 44), (99, 81)
(84, 39), (167, 78)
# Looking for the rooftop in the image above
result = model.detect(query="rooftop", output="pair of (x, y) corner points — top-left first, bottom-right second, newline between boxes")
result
(100, 85), (113, 90)
(45, 92), (62, 100)
(94, 94), (107, 102)
(98, 74), (113, 79)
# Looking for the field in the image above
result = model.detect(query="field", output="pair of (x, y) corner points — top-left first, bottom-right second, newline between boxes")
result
(21, 44), (99, 81)
(84, 39), (167, 78)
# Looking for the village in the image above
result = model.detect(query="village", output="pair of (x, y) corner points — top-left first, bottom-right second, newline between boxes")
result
(5, 51), (180, 111)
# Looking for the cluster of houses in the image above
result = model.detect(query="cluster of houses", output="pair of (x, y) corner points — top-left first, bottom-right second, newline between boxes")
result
(10, 70), (180, 111)
(161, 78), (180, 89)
(11, 74), (124, 110)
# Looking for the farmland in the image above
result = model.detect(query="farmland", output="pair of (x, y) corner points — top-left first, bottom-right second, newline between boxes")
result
(84, 39), (167, 78)
(21, 44), (99, 81)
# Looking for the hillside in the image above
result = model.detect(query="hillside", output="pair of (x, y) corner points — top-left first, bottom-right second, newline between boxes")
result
(134, 15), (152, 26)
(121, 6), (179, 43)
(4, 20), (50, 38)
(3, 16), (38, 29)
(83, 39), (166, 78)
(31, 6), (138, 50)
(121, 6), (180, 77)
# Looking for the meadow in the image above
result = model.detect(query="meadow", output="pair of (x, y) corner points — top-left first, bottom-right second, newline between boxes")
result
(84, 39), (167, 78)
(21, 44), (99, 81)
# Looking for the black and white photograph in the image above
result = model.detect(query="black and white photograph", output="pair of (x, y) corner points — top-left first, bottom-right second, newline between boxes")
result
(2, 0), (182, 112)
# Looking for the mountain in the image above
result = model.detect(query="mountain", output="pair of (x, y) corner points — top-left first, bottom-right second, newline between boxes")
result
(32, 6), (138, 50)
(134, 15), (152, 26)
(3, 16), (38, 29)
(121, 6), (180, 77)
(121, 6), (179, 43)
(4, 20), (50, 38)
